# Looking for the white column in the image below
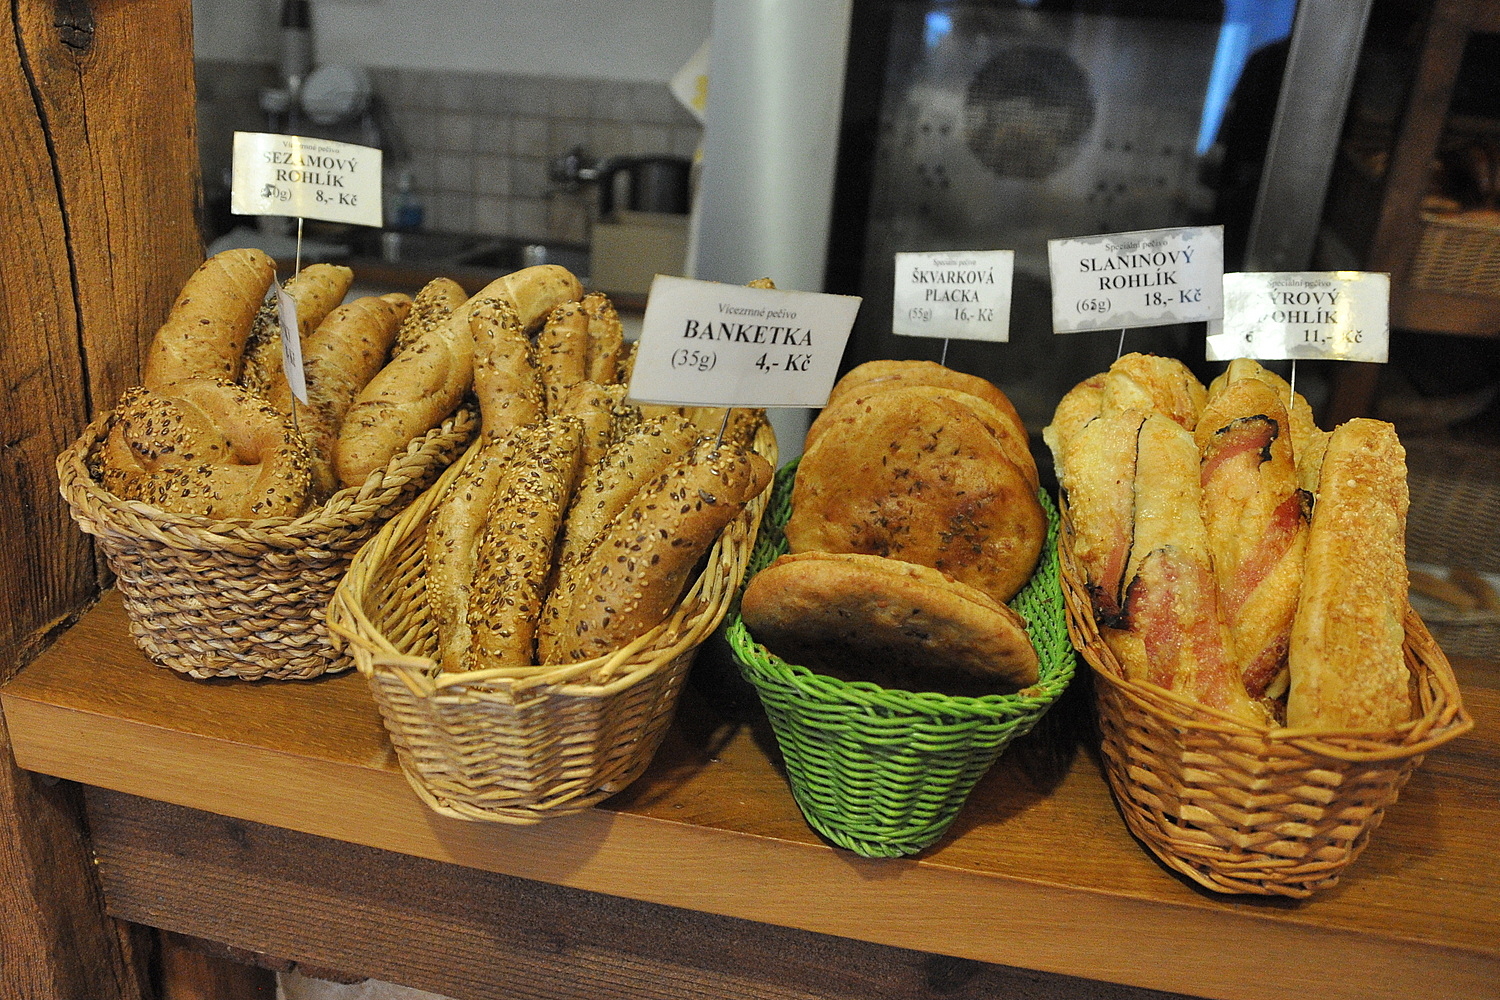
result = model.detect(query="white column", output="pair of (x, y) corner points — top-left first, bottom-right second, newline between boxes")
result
(688, 0), (854, 457)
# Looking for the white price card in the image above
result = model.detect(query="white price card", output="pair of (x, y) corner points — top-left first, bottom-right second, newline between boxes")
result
(274, 281), (308, 404)
(1047, 225), (1223, 333)
(893, 250), (1013, 342)
(230, 131), (382, 228)
(628, 275), (862, 408)
(1207, 271), (1389, 363)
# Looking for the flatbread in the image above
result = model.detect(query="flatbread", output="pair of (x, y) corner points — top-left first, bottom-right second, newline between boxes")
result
(825, 359), (1022, 425)
(740, 551), (1039, 693)
(786, 389), (1045, 603)
(808, 384), (1037, 490)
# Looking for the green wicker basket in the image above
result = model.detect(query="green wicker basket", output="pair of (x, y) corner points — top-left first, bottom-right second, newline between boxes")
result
(726, 460), (1076, 857)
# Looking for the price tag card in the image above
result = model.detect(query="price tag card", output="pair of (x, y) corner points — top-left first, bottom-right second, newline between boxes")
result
(230, 131), (382, 228)
(1207, 271), (1389, 363)
(275, 281), (308, 404)
(892, 250), (1013, 342)
(1047, 225), (1223, 333)
(628, 275), (862, 408)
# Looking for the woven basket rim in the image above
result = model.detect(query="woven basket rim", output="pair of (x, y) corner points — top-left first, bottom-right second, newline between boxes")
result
(328, 422), (778, 700)
(1057, 496), (1474, 761)
(1419, 210), (1500, 232)
(58, 406), (480, 548)
(729, 460), (1077, 720)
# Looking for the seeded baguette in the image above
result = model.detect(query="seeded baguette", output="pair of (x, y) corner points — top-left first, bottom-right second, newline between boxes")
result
(143, 248), (277, 389)
(582, 291), (624, 384)
(465, 418), (585, 670)
(556, 380), (634, 474)
(426, 431), (525, 671)
(537, 412), (702, 662)
(470, 297), (543, 440)
(537, 300), (590, 414)
(540, 440), (772, 664)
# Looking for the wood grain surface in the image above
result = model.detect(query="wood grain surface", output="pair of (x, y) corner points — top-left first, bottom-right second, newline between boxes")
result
(4, 591), (1498, 1000)
(0, 2), (200, 997)
(90, 790), (1194, 1000)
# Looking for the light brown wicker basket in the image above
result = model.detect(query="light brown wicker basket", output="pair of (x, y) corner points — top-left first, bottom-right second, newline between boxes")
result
(326, 424), (776, 824)
(1058, 501), (1473, 897)
(1405, 438), (1500, 658)
(58, 407), (478, 681)
(1409, 211), (1500, 297)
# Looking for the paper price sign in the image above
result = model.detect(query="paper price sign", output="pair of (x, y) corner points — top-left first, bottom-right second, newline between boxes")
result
(274, 281), (308, 404)
(628, 275), (862, 408)
(893, 250), (1013, 342)
(1206, 271), (1389, 363)
(1048, 225), (1223, 333)
(230, 131), (382, 228)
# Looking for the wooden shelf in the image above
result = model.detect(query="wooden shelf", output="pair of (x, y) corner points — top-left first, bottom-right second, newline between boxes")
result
(3, 591), (1499, 1000)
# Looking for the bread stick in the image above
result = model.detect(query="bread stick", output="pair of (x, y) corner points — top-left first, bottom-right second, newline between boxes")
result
(1196, 376), (1309, 701)
(1287, 419), (1411, 730)
(1112, 415), (1267, 725)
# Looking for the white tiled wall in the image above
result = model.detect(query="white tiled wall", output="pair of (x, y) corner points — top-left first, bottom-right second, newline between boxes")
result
(197, 61), (703, 247)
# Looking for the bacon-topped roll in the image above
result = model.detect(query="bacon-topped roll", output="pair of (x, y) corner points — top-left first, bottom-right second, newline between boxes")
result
(1107, 414), (1268, 726)
(1057, 406), (1147, 626)
(1196, 376), (1310, 707)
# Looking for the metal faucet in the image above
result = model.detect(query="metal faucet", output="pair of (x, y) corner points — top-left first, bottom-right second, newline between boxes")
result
(549, 147), (614, 190)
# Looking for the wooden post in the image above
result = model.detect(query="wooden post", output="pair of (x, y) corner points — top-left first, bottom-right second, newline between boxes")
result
(0, 1), (201, 996)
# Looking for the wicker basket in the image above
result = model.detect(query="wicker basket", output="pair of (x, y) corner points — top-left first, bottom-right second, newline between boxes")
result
(57, 408), (478, 681)
(1409, 211), (1500, 297)
(726, 462), (1077, 858)
(1058, 502), (1474, 897)
(326, 425), (777, 824)
(1405, 438), (1500, 658)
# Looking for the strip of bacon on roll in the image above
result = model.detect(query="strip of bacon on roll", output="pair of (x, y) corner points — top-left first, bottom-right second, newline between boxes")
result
(1108, 414), (1269, 726)
(1207, 358), (1329, 492)
(1196, 376), (1310, 709)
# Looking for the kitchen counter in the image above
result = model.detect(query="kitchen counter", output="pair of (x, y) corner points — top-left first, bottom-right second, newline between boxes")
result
(3, 591), (1497, 1000)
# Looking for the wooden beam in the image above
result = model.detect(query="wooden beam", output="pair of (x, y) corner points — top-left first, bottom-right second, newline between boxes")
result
(88, 789), (1190, 1000)
(1367, 0), (1480, 285)
(158, 933), (278, 1000)
(0, 1), (201, 997)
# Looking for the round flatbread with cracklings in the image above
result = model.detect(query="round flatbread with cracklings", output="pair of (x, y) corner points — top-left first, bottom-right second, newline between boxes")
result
(741, 551), (1040, 696)
(788, 379), (1045, 606)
